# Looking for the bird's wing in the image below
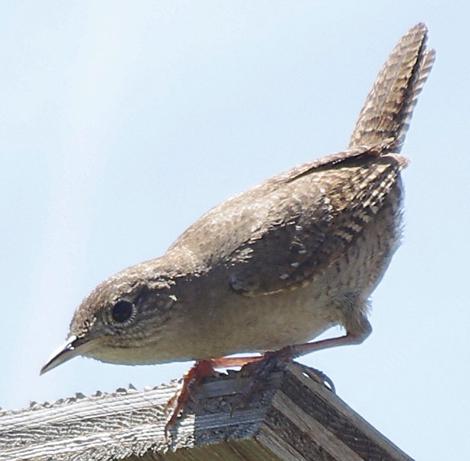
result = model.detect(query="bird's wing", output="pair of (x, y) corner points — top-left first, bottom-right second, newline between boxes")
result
(348, 23), (435, 153)
(226, 153), (404, 296)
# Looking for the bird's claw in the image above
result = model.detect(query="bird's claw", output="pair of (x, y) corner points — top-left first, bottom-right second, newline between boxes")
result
(296, 362), (336, 393)
(163, 360), (218, 438)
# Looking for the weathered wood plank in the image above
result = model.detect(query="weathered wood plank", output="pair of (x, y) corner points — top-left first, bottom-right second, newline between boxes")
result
(0, 363), (413, 461)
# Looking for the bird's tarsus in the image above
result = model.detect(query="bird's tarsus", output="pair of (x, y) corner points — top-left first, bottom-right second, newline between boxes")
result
(164, 359), (217, 438)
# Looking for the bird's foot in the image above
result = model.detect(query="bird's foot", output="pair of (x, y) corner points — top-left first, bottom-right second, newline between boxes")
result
(294, 362), (336, 393)
(234, 349), (293, 411)
(276, 346), (336, 392)
(240, 349), (291, 378)
(164, 355), (265, 438)
(163, 352), (335, 438)
(164, 359), (218, 437)
(236, 348), (336, 410)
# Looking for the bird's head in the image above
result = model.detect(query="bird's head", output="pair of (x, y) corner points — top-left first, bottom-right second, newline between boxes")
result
(40, 265), (177, 374)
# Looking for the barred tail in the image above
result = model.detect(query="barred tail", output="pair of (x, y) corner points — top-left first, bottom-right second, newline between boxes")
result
(348, 23), (435, 153)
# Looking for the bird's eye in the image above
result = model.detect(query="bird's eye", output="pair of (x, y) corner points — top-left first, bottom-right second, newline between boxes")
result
(111, 300), (135, 324)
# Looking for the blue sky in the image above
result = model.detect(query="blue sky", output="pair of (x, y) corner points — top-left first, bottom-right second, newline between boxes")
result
(1, 2), (469, 459)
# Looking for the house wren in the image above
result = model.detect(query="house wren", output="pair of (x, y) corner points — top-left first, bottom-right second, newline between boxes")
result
(41, 25), (434, 384)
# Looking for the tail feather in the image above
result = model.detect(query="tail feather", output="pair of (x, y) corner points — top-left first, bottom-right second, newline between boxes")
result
(348, 23), (435, 153)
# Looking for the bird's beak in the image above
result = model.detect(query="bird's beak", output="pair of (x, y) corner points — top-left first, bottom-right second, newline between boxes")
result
(40, 335), (86, 375)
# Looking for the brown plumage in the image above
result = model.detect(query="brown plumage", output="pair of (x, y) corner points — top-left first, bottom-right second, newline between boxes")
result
(41, 24), (434, 376)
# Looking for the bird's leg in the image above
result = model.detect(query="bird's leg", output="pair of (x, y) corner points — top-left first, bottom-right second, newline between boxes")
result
(164, 356), (262, 435)
(165, 319), (371, 433)
(210, 355), (265, 367)
(239, 318), (372, 400)
(165, 359), (217, 435)
(280, 316), (372, 360)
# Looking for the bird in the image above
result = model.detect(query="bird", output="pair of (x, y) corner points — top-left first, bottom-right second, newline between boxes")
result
(41, 23), (435, 425)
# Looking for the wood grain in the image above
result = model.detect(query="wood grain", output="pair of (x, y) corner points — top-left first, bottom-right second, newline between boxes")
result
(0, 363), (413, 461)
